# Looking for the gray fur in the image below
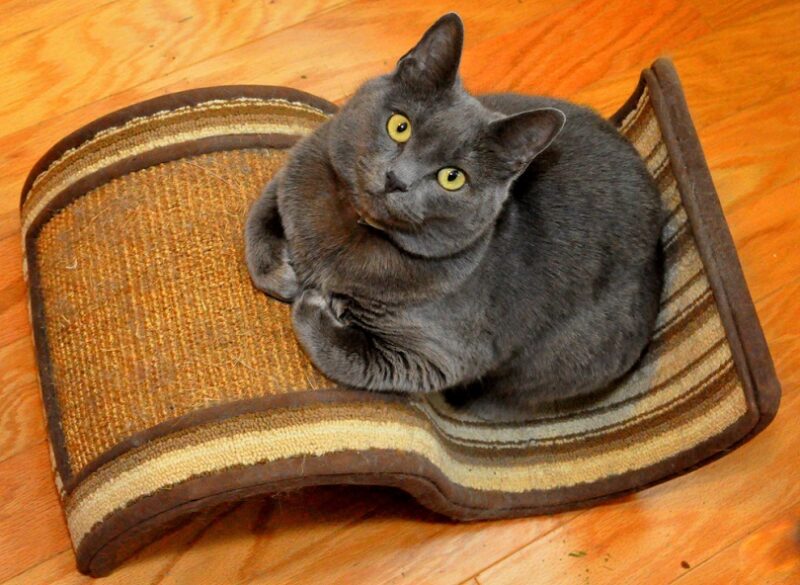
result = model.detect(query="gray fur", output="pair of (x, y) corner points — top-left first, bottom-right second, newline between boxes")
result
(245, 13), (663, 421)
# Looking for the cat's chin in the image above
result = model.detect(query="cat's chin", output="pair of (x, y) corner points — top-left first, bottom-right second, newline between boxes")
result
(348, 191), (413, 234)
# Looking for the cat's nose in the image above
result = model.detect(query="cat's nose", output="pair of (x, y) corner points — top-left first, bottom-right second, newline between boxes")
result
(384, 170), (408, 193)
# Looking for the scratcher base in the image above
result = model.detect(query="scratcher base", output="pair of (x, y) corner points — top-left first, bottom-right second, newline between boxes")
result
(20, 59), (779, 576)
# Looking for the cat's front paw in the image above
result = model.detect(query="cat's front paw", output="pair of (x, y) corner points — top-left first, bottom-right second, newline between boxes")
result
(246, 244), (299, 303)
(294, 289), (348, 327)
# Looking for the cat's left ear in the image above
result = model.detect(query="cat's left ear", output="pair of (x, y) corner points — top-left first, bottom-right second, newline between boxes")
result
(395, 13), (464, 93)
(488, 108), (566, 173)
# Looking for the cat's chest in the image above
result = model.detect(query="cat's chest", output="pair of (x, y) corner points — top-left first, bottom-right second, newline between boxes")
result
(280, 182), (392, 293)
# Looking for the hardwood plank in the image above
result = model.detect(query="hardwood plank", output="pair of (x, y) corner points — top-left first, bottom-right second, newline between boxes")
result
(475, 282), (800, 585)
(0, 503), (242, 585)
(669, 508), (800, 584)
(725, 179), (800, 303)
(699, 90), (800, 220)
(0, 443), (71, 583)
(0, 337), (44, 464)
(0, 0), (120, 44)
(0, 0), (348, 140)
(226, 507), (576, 585)
(461, 0), (709, 96)
(690, 0), (791, 28)
(573, 1), (800, 124)
(2, 485), (577, 585)
(0, 236), (29, 349)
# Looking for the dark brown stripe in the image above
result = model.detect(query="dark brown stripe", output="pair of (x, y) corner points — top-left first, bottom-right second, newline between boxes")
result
(662, 219), (690, 250)
(437, 360), (738, 457)
(661, 199), (685, 231)
(662, 268), (704, 306)
(625, 109), (659, 153)
(20, 85), (338, 206)
(425, 335), (729, 431)
(652, 289), (713, 341)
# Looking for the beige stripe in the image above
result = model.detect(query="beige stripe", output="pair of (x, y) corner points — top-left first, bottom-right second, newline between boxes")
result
(28, 98), (325, 194)
(66, 385), (746, 547)
(645, 141), (669, 176)
(21, 121), (312, 240)
(619, 89), (650, 134)
(414, 325), (732, 444)
(27, 104), (324, 204)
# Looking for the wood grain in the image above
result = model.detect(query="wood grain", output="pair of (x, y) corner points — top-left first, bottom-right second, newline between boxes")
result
(462, 0), (710, 96)
(0, 337), (44, 465)
(0, 0), (347, 138)
(0, 444), (72, 583)
(669, 509), (800, 584)
(0, 0), (797, 583)
(726, 179), (800, 302)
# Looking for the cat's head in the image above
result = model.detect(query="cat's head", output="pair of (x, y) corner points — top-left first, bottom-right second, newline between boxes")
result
(328, 13), (565, 258)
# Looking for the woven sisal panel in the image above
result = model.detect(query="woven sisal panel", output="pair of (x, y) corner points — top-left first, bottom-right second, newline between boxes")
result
(35, 149), (330, 472)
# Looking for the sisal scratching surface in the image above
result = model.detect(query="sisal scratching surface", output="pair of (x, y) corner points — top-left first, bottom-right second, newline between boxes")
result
(35, 149), (329, 473)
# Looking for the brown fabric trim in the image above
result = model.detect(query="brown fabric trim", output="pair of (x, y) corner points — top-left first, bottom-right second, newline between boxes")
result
(26, 237), (71, 485)
(77, 408), (757, 577)
(20, 85), (338, 206)
(647, 58), (780, 428)
(25, 133), (302, 485)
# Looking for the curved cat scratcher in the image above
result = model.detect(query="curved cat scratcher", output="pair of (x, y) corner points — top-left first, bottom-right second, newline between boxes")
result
(21, 59), (779, 576)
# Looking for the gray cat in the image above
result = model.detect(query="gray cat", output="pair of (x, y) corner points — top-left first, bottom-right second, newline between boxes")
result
(245, 13), (663, 420)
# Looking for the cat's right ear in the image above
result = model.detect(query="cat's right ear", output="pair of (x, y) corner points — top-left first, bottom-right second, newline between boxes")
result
(488, 108), (566, 174)
(394, 13), (464, 94)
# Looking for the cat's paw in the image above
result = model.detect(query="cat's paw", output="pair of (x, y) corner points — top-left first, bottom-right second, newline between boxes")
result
(328, 293), (353, 324)
(294, 289), (348, 327)
(246, 243), (299, 303)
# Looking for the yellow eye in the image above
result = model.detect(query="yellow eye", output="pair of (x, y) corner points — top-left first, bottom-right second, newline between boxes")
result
(387, 113), (411, 143)
(437, 167), (466, 191)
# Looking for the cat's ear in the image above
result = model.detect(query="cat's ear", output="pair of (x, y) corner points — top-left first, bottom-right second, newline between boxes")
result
(488, 108), (566, 173)
(395, 13), (464, 93)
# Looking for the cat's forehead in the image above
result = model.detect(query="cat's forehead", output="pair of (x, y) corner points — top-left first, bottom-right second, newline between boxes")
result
(389, 93), (485, 142)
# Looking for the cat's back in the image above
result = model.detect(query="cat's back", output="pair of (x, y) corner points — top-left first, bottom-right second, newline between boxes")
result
(479, 92), (662, 264)
(478, 92), (642, 172)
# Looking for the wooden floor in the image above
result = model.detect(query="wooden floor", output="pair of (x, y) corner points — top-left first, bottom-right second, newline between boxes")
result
(1, 1), (798, 583)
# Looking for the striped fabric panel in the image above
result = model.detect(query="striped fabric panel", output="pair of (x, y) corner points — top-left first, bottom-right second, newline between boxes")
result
(21, 98), (330, 243)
